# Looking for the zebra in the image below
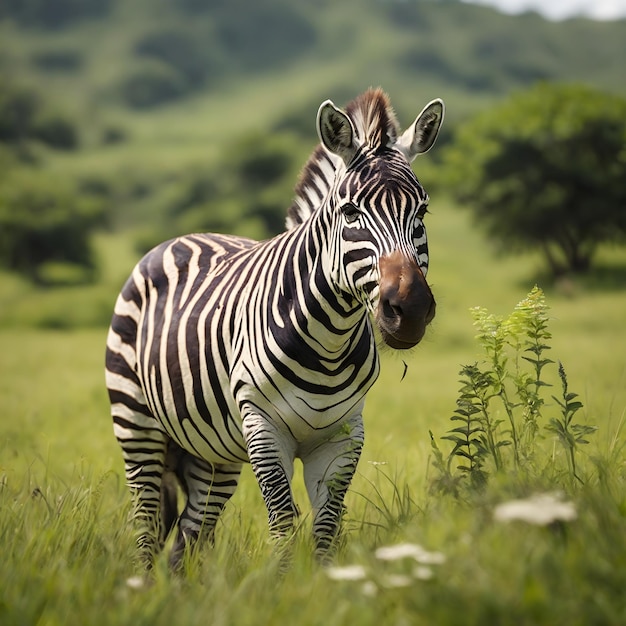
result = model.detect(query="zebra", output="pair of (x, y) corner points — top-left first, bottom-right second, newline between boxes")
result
(105, 88), (444, 569)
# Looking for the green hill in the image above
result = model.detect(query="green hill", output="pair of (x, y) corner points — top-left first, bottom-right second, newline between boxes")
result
(2, 0), (624, 136)
(1, 0), (625, 308)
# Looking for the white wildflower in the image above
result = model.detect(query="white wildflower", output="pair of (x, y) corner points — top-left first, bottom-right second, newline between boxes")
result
(325, 564), (368, 581)
(375, 543), (423, 561)
(493, 493), (577, 526)
(125, 576), (146, 590)
(412, 566), (434, 580)
(375, 542), (446, 565)
(414, 549), (446, 565)
(361, 581), (378, 597)
(381, 574), (412, 588)
(367, 461), (388, 466)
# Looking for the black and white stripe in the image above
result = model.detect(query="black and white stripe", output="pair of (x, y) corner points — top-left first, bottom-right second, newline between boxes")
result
(105, 88), (444, 568)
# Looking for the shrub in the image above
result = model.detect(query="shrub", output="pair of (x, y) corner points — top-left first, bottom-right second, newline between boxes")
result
(0, 83), (79, 150)
(216, 2), (317, 71)
(0, 85), (39, 143)
(30, 48), (83, 71)
(0, 0), (113, 29)
(134, 28), (213, 87)
(119, 62), (187, 109)
(0, 173), (106, 284)
(32, 112), (79, 150)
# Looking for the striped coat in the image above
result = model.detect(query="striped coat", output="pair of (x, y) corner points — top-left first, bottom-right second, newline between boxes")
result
(105, 88), (444, 568)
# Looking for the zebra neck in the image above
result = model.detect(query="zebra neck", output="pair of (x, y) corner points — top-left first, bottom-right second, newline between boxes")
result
(253, 221), (371, 359)
(297, 217), (370, 348)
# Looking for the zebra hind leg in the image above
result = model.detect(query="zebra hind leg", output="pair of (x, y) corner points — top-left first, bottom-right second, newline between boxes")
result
(302, 415), (364, 563)
(168, 453), (242, 572)
(114, 416), (170, 568)
(107, 312), (173, 567)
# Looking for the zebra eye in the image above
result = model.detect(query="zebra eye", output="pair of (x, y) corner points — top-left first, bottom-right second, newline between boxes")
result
(341, 202), (361, 224)
(417, 203), (429, 220)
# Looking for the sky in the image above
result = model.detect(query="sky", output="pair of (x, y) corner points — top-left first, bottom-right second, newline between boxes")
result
(462, 0), (626, 20)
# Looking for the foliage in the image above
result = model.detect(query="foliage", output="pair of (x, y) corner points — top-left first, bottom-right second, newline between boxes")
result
(212, 0), (317, 72)
(430, 286), (596, 495)
(0, 0), (625, 279)
(115, 1), (315, 107)
(0, 82), (78, 150)
(0, 173), (106, 284)
(0, 0), (113, 29)
(443, 82), (626, 275)
(546, 363), (598, 479)
(30, 47), (83, 72)
(136, 131), (301, 251)
(3, 0), (626, 117)
(119, 61), (188, 110)
(133, 27), (222, 92)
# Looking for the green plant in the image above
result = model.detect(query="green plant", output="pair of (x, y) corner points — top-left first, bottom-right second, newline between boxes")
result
(432, 286), (595, 493)
(546, 363), (597, 481)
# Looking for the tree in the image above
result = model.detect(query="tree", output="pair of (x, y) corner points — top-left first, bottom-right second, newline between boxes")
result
(0, 173), (106, 284)
(0, 83), (78, 150)
(443, 83), (626, 275)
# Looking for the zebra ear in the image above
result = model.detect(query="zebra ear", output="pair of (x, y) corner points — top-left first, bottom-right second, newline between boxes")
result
(396, 98), (445, 162)
(317, 100), (358, 165)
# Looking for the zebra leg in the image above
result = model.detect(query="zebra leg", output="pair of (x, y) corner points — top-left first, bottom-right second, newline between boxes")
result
(168, 454), (242, 571)
(114, 416), (170, 567)
(302, 414), (364, 562)
(242, 414), (298, 545)
(107, 317), (172, 567)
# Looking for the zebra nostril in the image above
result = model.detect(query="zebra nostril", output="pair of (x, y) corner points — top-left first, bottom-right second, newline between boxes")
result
(382, 298), (401, 320)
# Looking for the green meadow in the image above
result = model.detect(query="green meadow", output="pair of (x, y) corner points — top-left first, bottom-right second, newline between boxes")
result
(1, 198), (625, 626)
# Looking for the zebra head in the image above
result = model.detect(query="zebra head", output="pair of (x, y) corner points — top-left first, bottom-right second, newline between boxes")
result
(316, 89), (444, 349)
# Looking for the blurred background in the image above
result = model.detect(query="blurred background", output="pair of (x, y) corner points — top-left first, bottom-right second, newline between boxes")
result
(1, 0), (625, 331)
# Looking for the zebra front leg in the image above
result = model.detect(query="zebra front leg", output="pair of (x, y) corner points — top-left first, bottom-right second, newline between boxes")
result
(302, 414), (364, 563)
(242, 413), (298, 554)
(169, 456), (242, 571)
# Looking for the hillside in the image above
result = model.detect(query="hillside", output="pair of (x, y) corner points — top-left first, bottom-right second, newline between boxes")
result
(1, 0), (625, 300)
(2, 0), (625, 139)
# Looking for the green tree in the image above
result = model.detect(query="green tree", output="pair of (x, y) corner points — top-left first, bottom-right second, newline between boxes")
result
(443, 83), (626, 275)
(0, 173), (106, 284)
(0, 83), (78, 150)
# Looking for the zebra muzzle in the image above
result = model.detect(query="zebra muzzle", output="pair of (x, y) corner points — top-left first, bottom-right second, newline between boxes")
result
(376, 250), (436, 350)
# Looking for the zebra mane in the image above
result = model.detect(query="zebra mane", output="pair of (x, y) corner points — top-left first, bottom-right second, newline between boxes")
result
(286, 88), (401, 230)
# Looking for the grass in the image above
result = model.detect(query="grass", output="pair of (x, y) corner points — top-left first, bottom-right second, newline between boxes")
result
(1, 200), (625, 625)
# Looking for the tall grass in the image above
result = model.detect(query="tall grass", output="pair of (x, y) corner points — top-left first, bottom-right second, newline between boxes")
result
(1, 439), (624, 625)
